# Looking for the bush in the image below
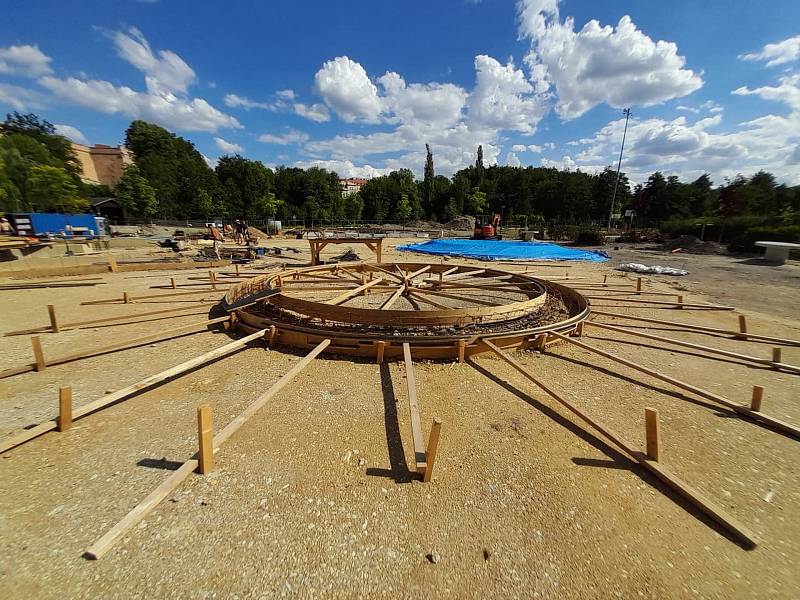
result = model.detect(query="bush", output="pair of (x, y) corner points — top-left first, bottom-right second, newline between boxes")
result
(572, 226), (604, 246)
(728, 225), (800, 252)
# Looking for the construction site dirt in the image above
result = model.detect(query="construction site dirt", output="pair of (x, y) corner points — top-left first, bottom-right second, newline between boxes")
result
(0, 236), (798, 599)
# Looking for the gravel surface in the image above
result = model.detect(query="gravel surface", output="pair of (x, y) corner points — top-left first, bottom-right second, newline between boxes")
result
(1, 239), (799, 599)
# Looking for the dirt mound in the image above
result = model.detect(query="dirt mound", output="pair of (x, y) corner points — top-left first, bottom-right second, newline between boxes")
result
(663, 235), (727, 255)
(444, 215), (475, 230)
(247, 225), (269, 239)
(405, 220), (445, 229)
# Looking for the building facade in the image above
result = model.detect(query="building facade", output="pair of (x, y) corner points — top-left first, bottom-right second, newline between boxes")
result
(339, 177), (368, 197)
(71, 143), (133, 189)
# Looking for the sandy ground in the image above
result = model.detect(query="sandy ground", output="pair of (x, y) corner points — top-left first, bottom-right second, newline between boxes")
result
(0, 237), (799, 599)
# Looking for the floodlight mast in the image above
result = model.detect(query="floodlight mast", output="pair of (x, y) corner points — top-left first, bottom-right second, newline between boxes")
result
(608, 108), (632, 231)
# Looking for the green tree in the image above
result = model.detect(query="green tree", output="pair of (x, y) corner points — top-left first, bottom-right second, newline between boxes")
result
(465, 187), (488, 215)
(197, 189), (215, 218)
(249, 191), (284, 220)
(422, 144), (434, 214)
(396, 193), (412, 228)
(28, 165), (88, 212)
(115, 164), (158, 217)
(344, 192), (364, 222)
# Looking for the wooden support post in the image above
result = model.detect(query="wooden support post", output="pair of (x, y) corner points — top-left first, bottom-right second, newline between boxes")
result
(457, 339), (466, 363)
(423, 418), (442, 483)
(58, 387), (72, 432)
(170, 277), (177, 289)
(235, 263), (240, 276)
(603, 274), (608, 287)
(123, 292), (131, 304)
(31, 335), (46, 372)
(535, 333), (548, 351)
(107, 254), (119, 273)
(636, 277), (642, 294)
(573, 322), (584, 337)
(750, 386), (764, 412)
(676, 295), (683, 309)
(197, 404), (214, 474)
(268, 325), (277, 348)
(772, 347), (782, 368)
(47, 304), (59, 333)
(645, 408), (660, 461)
(738, 315), (748, 339)
(375, 340), (386, 364)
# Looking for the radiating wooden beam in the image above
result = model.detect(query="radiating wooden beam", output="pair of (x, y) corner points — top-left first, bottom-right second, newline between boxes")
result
(325, 277), (384, 305)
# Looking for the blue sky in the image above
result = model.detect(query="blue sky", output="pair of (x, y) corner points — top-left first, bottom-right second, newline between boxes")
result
(1, 0), (799, 185)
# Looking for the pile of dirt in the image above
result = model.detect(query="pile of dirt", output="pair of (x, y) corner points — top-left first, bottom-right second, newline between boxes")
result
(247, 225), (269, 239)
(444, 215), (475, 230)
(404, 220), (446, 230)
(663, 235), (727, 255)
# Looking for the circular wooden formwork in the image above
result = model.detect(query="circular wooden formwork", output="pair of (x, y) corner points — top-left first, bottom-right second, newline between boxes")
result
(222, 262), (590, 360)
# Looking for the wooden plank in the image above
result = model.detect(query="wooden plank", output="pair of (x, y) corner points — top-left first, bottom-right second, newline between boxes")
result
(81, 288), (225, 305)
(197, 404), (214, 474)
(548, 331), (800, 440)
(480, 339), (757, 548)
(402, 343), (427, 474)
(80, 340), (331, 561)
(584, 321), (800, 374)
(591, 310), (800, 347)
(645, 408), (660, 461)
(423, 418), (442, 483)
(407, 290), (450, 310)
(1, 316), (231, 380)
(380, 285), (405, 310)
(325, 277), (384, 305)
(584, 296), (734, 310)
(0, 329), (267, 455)
(58, 387), (72, 432)
(5, 303), (218, 337)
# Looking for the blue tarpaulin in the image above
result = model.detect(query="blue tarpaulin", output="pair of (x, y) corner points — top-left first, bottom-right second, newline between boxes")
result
(396, 238), (609, 262)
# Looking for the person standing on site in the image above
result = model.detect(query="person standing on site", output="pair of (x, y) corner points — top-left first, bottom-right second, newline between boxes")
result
(208, 223), (224, 260)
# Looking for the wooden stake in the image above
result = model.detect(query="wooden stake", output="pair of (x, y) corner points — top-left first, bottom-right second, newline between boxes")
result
(574, 322), (584, 337)
(457, 339), (466, 363)
(603, 274), (608, 287)
(123, 292), (131, 304)
(750, 386), (764, 412)
(235, 263), (240, 276)
(772, 347), (782, 367)
(170, 277), (177, 289)
(738, 315), (748, 339)
(83, 339), (330, 560)
(107, 254), (119, 273)
(375, 340), (386, 364)
(268, 325), (277, 347)
(423, 418), (442, 483)
(479, 339), (757, 548)
(645, 408), (660, 461)
(31, 336), (45, 372)
(676, 295), (683, 309)
(47, 304), (59, 333)
(636, 277), (642, 293)
(58, 387), (72, 432)
(197, 404), (214, 474)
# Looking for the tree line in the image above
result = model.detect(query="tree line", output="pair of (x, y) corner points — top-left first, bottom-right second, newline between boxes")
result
(1, 113), (797, 230)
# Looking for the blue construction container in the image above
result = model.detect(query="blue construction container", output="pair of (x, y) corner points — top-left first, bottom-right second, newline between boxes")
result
(9, 212), (107, 239)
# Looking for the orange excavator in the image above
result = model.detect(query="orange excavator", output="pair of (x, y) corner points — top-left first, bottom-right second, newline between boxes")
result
(472, 213), (502, 240)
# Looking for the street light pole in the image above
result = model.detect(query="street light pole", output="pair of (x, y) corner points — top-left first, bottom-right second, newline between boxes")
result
(608, 108), (631, 231)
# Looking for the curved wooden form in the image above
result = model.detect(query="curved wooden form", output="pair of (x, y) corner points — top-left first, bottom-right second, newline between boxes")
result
(222, 262), (590, 360)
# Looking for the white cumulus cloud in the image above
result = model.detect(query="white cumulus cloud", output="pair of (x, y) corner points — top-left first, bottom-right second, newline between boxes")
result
(214, 137), (243, 154)
(293, 102), (331, 122)
(54, 124), (88, 144)
(258, 129), (310, 145)
(314, 56), (383, 123)
(0, 44), (52, 77)
(517, 0), (702, 119)
(0, 82), (47, 110)
(739, 35), (800, 68)
(109, 27), (196, 94)
(39, 76), (240, 133)
(505, 151), (522, 167)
